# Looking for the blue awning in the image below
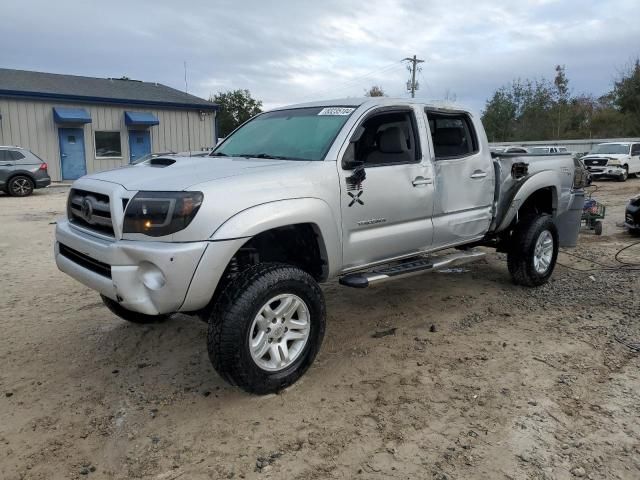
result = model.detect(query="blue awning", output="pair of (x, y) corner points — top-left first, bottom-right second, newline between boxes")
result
(53, 107), (92, 124)
(124, 111), (159, 126)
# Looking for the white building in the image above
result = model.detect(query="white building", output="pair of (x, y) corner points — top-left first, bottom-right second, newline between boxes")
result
(0, 68), (218, 181)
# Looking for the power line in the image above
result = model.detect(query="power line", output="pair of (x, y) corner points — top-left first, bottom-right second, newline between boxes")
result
(417, 67), (433, 97)
(306, 61), (404, 98)
(308, 62), (403, 98)
(402, 55), (425, 98)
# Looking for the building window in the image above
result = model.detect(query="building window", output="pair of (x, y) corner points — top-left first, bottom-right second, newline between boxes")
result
(95, 131), (122, 158)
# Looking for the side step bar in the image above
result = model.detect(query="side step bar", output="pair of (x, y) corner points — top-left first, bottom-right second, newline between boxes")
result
(339, 249), (486, 288)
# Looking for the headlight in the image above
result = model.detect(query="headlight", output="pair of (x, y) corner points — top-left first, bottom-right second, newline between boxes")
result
(123, 191), (203, 237)
(607, 159), (621, 166)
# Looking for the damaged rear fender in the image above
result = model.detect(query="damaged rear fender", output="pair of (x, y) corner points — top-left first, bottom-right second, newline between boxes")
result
(495, 170), (561, 233)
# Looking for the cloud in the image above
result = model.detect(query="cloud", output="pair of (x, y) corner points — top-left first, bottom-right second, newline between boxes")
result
(1, 0), (639, 112)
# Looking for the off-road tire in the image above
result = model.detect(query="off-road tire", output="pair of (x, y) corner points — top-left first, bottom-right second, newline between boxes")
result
(507, 215), (559, 287)
(8, 175), (34, 197)
(100, 294), (170, 324)
(207, 263), (326, 395)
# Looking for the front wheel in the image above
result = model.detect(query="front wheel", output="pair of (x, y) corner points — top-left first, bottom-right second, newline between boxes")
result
(207, 263), (326, 394)
(617, 166), (629, 182)
(507, 215), (559, 287)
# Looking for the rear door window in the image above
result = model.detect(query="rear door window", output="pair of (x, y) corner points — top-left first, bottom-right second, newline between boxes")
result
(426, 111), (478, 160)
(8, 151), (26, 161)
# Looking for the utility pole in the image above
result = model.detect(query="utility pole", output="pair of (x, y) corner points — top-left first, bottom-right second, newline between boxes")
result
(403, 55), (425, 98)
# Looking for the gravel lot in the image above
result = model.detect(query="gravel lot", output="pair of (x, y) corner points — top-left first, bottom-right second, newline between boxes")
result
(1, 179), (639, 480)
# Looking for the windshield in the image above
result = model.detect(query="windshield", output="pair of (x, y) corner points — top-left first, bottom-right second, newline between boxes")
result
(211, 106), (355, 161)
(590, 144), (630, 155)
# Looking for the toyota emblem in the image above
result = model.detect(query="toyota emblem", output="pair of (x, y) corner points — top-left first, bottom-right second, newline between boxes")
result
(81, 197), (94, 223)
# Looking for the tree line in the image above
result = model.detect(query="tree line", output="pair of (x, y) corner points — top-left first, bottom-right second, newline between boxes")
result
(481, 60), (640, 142)
(211, 59), (640, 142)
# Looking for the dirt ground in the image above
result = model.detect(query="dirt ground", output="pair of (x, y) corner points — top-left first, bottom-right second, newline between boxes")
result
(1, 179), (639, 480)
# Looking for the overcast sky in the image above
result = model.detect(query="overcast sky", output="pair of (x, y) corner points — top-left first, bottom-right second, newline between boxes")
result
(2, 0), (639, 112)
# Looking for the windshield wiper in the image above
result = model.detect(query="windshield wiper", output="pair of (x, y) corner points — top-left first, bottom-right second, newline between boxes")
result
(239, 153), (297, 160)
(209, 152), (228, 157)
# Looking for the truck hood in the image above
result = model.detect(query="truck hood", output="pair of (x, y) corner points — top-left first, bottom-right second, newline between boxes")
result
(86, 155), (307, 191)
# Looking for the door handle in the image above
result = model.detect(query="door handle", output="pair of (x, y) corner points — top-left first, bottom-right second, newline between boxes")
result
(412, 177), (433, 186)
(470, 171), (487, 179)
(61, 153), (68, 157)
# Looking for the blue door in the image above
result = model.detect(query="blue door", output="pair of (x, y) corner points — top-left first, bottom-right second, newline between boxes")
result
(128, 130), (151, 163)
(58, 128), (87, 180)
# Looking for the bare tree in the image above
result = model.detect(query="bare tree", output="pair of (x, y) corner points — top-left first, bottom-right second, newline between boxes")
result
(365, 85), (386, 97)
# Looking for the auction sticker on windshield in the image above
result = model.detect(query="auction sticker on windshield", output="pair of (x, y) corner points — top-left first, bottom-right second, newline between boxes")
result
(318, 107), (355, 116)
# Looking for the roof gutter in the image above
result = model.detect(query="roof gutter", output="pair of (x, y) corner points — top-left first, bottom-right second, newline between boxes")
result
(0, 89), (219, 111)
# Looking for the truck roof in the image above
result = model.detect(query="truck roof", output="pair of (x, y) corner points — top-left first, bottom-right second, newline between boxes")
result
(271, 97), (472, 113)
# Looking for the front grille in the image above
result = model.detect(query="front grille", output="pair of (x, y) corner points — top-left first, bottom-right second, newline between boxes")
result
(583, 158), (608, 167)
(68, 188), (114, 236)
(59, 243), (112, 278)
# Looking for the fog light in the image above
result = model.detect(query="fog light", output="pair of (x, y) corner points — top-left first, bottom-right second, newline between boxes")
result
(138, 262), (166, 290)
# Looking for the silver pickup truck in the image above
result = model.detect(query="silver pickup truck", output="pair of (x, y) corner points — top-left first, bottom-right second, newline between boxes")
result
(55, 98), (586, 394)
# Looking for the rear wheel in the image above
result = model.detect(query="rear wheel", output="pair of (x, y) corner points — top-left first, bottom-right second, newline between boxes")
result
(207, 263), (326, 394)
(507, 215), (559, 287)
(100, 295), (170, 324)
(8, 175), (34, 197)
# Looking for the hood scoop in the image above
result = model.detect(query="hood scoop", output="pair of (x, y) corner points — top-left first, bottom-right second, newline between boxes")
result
(148, 157), (176, 168)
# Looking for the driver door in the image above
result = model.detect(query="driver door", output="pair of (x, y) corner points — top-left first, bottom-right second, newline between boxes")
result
(338, 106), (435, 270)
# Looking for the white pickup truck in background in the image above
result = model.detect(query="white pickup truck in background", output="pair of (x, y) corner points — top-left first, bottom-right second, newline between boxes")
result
(581, 141), (640, 181)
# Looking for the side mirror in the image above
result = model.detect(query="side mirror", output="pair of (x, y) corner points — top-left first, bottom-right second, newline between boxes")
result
(342, 139), (366, 186)
(341, 144), (362, 170)
(341, 126), (366, 170)
(346, 163), (366, 187)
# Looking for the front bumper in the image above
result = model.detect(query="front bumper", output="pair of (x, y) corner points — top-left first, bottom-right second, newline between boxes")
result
(587, 166), (625, 179)
(625, 203), (640, 231)
(55, 219), (245, 315)
(55, 219), (208, 315)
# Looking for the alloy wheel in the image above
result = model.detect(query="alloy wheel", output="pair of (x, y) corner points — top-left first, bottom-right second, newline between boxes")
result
(249, 293), (310, 371)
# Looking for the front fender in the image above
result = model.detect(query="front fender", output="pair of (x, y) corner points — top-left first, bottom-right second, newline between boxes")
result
(496, 170), (561, 233)
(211, 197), (342, 278)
